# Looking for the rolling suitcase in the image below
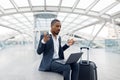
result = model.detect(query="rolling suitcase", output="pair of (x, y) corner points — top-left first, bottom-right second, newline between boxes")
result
(78, 47), (97, 80)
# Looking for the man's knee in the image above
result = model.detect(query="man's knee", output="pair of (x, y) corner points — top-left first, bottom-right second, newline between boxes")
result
(71, 63), (79, 70)
(64, 65), (71, 71)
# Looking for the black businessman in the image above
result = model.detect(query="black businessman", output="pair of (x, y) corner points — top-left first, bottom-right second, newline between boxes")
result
(37, 19), (79, 80)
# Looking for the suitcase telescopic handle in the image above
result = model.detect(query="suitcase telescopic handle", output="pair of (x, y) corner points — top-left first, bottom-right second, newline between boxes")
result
(80, 47), (89, 50)
(80, 47), (89, 64)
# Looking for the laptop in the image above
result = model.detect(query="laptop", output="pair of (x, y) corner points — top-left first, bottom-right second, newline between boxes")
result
(55, 52), (83, 64)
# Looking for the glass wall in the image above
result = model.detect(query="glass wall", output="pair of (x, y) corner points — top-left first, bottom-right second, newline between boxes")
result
(105, 39), (120, 53)
(34, 13), (56, 50)
(0, 40), (32, 50)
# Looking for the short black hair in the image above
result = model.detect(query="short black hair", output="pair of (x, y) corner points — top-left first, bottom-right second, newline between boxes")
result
(51, 19), (60, 27)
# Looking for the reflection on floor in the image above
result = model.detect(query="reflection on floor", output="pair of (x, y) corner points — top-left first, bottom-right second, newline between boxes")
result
(0, 44), (120, 80)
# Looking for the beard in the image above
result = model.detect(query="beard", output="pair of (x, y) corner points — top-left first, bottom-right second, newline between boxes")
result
(54, 30), (60, 35)
(55, 32), (59, 35)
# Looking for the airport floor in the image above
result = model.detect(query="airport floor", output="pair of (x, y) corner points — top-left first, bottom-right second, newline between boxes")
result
(0, 44), (120, 80)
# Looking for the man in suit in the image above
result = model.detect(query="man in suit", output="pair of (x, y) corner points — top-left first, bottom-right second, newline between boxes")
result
(37, 19), (79, 80)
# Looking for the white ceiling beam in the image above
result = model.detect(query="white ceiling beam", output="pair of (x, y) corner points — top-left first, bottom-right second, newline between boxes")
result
(116, 0), (120, 2)
(88, 22), (106, 46)
(59, 0), (81, 28)
(72, 0), (80, 12)
(62, 17), (91, 31)
(75, 18), (91, 26)
(12, 15), (29, 29)
(58, 0), (63, 11)
(61, 14), (69, 23)
(63, 14), (80, 29)
(64, 0), (94, 30)
(9, 0), (19, 12)
(44, 0), (46, 11)
(0, 6), (109, 20)
(99, 1), (119, 16)
(0, 17), (23, 29)
(28, 0), (33, 11)
(85, 0), (100, 13)
(0, 6), (5, 14)
(62, 0), (80, 23)
(72, 20), (103, 33)
(0, 23), (32, 40)
(21, 13), (33, 26)
(55, 0), (63, 18)
(111, 11), (120, 19)
(0, 6), (119, 24)
(0, 23), (22, 34)
(61, 0), (80, 24)
(61, 20), (102, 37)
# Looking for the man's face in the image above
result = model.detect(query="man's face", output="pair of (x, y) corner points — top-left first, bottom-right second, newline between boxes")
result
(51, 22), (61, 35)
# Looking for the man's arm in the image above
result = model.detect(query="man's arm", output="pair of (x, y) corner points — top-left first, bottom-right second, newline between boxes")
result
(37, 35), (45, 55)
(62, 38), (75, 51)
(37, 32), (50, 55)
(62, 44), (69, 51)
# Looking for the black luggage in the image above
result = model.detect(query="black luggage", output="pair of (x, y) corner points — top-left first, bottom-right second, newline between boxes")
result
(78, 47), (97, 80)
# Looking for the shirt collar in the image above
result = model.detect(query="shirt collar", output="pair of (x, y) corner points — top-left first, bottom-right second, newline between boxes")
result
(49, 31), (59, 40)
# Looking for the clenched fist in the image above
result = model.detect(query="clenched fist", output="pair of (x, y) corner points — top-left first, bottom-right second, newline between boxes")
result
(67, 39), (75, 46)
(43, 32), (50, 43)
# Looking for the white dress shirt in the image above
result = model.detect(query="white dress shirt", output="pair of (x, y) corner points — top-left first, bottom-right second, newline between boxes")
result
(52, 34), (59, 59)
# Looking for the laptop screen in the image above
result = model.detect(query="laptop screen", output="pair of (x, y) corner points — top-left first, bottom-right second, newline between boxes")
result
(66, 52), (83, 64)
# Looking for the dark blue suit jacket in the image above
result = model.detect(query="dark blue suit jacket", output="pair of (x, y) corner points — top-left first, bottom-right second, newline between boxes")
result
(37, 35), (69, 71)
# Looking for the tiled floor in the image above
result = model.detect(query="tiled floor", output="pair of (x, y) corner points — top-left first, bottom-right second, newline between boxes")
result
(0, 44), (120, 80)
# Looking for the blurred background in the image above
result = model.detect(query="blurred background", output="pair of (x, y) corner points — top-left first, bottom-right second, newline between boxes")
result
(0, 0), (120, 80)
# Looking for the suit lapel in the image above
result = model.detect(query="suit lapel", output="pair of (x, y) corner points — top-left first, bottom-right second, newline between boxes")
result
(58, 36), (61, 45)
(49, 34), (54, 47)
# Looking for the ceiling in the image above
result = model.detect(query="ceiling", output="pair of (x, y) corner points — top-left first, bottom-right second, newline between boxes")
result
(0, 0), (120, 41)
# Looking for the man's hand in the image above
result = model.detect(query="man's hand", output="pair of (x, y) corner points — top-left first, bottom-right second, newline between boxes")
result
(67, 39), (75, 46)
(43, 32), (50, 43)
